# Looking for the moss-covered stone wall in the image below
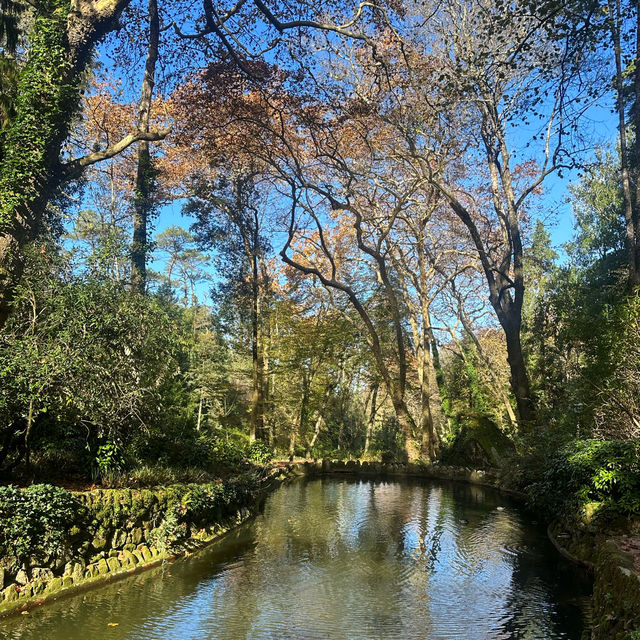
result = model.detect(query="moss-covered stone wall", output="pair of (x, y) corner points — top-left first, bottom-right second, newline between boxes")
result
(0, 472), (268, 616)
(2, 459), (636, 638)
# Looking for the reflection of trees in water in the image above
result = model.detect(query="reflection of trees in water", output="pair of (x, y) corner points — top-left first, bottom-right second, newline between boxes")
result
(3, 478), (588, 640)
(496, 531), (590, 640)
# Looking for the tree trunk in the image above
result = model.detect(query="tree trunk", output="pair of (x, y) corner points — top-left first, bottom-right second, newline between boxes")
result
(249, 246), (265, 442)
(388, 385), (418, 462)
(608, 0), (640, 289)
(503, 319), (536, 427)
(0, 1), (131, 329)
(306, 413), (324, 459)
(131, 0), (159, 293)
(196, 390), (204, 432)
(419, 339), (437, 460)
(363, 382), (378, 455)
(290, 371), (309, 456)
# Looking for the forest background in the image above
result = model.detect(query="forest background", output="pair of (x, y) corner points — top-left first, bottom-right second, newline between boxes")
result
(1, 0), (639, 522)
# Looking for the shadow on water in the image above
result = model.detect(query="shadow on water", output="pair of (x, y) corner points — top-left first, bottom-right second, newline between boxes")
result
(1, 477), (591, 640)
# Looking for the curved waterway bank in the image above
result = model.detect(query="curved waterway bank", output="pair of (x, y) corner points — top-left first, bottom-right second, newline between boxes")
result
(3, 476), (591, 639)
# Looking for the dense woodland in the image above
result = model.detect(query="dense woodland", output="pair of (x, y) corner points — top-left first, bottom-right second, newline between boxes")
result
(0, 0), (639, 520)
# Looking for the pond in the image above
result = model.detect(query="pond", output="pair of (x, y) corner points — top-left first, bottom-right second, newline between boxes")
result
(2, 477), (591, 639)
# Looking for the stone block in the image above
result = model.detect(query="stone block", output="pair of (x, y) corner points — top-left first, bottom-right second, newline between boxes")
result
(106, 557), (121, 572)
(97, 559), (109, 575)
(3, 585), (18, 601)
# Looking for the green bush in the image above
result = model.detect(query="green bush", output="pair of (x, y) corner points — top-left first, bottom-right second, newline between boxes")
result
(245, 441), (273, 465)
(0, 485), (81, 562)
(528, 439), (640, 519)
(208, 439), (245, 468)
(153, 473), (260, 546)
(94, 440), (126, 482)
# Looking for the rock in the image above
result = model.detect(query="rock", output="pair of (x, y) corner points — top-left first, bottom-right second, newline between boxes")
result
(121, 550), (137, 567)
(72, 562), (85, 581)
(91, 536), (107, 552)
(44, 577), (63, 595)
(31, 579), (45, 595)
(20, 583), (33, 599)
(131, 528), (143, 545)
(0, 556), (20, 576)
(0, 567), (5, 590)
(3, 585), (18, 601)
(111, 529), (127, 549)
(106, 557), (121, 572)
(97, 559), (109, 575)
(14, 569), (29, 586)
(31, 567), (53, 581)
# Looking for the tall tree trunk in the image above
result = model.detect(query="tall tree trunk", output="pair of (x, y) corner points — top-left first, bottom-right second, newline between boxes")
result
(249, 244), (265, 442)
(196, 389), (204, 432)
(427, 323), (454, 438)
(388, 384), (418, 462)
(608, 0), (640, 289)
(290, 371), (309, 456)
(131, 0), (159, 293)
(419, 326), (437, 460)
(305, 413), (324, 458)
(0, 1), (133, 329)
(363, 381), (378, 455)
(503, 318), (535, 426)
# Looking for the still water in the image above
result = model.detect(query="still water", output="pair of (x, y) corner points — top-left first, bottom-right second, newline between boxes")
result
(2, 477), (590, 639)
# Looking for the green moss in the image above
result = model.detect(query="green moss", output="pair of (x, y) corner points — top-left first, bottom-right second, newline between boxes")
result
(593, 560), (640, 639)
(441, 414), (515, 468)
(96, 559), (108, 575)
(44, 577), (62, 594)
(106, 557), (120, 572)
(0, 0), (76, 225)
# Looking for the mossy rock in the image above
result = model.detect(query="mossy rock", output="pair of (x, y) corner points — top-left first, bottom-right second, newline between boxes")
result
(106, 557), (121, 572)
(121, 550), (137, 567)
(442, 413), (515, 469)
(44, 577), (63, 594)
(3, 584), (18, 601)
(97, 559), (109, 575)
(91, 536), (107, 552)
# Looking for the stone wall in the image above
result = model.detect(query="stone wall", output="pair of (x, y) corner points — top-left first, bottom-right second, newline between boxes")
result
(5, 458), (630, 634)
(0, 472), (272, 616)
(0, 461), (512, 617)
(549, 519), (640, 640)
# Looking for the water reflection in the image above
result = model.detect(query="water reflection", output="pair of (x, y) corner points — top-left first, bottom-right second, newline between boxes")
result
(2, 477), (590, 639)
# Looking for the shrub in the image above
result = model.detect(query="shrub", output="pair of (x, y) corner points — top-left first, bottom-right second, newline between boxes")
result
(94, 440), (126, 482)
(528, 439), (640, 519)
(208, 439), (245, 469)
(245, 441), (273, 465)
(0, 484), (81, 562)
(152, 473), (260, 547)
